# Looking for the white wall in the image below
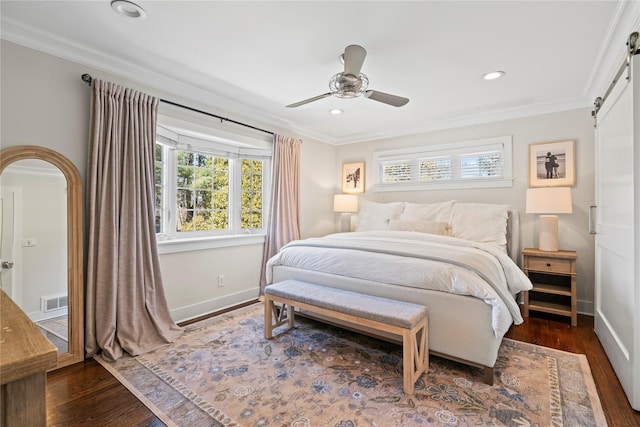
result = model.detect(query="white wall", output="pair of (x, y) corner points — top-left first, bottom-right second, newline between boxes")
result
(1, 40), (337, 322)
(336, 108), (596, 314)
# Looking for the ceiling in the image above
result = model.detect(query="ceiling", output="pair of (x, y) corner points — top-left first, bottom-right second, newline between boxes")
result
(0, 1), (631, 144)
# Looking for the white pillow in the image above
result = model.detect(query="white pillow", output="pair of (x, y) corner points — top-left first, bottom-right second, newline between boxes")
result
(450, 202), (509, 246)
(400, 200), (454, 223)
(355, 201), (404, 231)
(388, 220), (449, 235)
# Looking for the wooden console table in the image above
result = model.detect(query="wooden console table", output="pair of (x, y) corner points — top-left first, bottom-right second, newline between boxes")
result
(0, 289), (57, 426)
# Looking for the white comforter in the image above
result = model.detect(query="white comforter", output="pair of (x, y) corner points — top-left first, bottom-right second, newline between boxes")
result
(266, 231), (532, 334)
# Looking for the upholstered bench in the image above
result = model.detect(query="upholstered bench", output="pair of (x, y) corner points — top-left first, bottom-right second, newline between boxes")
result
(264, 280), (429, 394)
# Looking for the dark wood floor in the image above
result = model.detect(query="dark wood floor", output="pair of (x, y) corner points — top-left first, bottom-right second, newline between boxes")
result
(47, 312), (640, 427)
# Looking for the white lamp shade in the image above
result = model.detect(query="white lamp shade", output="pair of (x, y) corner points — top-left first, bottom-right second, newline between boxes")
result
(526, 187), (572, 251)
(333, 194), (359, 213)
(526, 187), (573, 214)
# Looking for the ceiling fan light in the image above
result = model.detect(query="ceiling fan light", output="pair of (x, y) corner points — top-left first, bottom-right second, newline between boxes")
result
(329, 72), (369, 98)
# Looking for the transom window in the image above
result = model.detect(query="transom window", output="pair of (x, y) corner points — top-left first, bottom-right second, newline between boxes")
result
(374, 136), (512, 191)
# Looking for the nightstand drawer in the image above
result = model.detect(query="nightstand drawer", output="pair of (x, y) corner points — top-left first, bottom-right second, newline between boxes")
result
(526, 257), (572, 274)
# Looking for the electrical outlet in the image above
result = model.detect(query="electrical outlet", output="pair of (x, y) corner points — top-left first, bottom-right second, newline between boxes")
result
(218, 274), (225, 287)
(21, 238), (37, 247)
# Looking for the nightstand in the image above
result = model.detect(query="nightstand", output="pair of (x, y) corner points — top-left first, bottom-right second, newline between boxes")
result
(522, 248), (577, 326)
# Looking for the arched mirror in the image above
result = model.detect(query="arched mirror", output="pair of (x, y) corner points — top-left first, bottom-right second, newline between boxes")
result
(0, 145), (84, 369)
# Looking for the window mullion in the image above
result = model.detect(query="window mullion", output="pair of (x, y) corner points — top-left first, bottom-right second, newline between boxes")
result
(166, 147), (177, 237)
(229, 158), (241, 234)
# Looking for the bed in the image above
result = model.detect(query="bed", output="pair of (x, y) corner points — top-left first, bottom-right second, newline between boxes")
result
(265, 200), (532, 382)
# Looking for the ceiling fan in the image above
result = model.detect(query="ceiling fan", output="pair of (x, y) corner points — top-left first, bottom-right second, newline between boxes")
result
(286, 44), (409, 108)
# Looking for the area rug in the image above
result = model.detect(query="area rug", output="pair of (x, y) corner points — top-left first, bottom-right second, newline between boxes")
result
(96, 303), (607, 427)
(36, 315), (68, 341)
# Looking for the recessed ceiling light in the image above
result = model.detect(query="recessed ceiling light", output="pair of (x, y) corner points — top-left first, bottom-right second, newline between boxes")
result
(482, 71), (505, 81)
(111, 0), (146, 19)
(329, 109), (344, 115)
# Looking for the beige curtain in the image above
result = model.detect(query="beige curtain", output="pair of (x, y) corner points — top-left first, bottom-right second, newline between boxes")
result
(260, 134), (302, 293)
(85, 79), (183, 361)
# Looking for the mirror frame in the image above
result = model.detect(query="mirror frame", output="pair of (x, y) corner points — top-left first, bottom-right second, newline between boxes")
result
(1, 145), (84, 369)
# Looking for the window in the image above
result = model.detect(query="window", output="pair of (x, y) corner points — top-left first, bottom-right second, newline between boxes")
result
(175, 151), (230, 232)
(154, 142), (164, 233)
(382, 160), (412, 183)
(240, 159), (263, 229)
(419, 157), (452, 182)
(373, 136), (512, 191)
(155, 123), (271, 241)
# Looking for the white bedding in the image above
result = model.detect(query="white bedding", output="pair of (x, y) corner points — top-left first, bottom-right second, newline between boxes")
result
(266, 230), (532, 335)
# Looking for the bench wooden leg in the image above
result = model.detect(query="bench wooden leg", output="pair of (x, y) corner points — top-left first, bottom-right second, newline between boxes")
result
(287, 304), (295, 329)
(264, 296), (274, 339)
(402, 317), (429, 394)
(264, 298), (295, 339)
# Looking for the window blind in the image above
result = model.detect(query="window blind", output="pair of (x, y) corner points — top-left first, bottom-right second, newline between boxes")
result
(373, 136), (512, 191)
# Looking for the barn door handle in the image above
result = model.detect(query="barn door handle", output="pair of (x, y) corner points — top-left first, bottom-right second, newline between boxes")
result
(589, 205), (597, 235)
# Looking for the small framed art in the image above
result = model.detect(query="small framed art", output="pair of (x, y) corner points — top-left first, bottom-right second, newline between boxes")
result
(528, 140), (575, 187)
(342, 161), (365, 193)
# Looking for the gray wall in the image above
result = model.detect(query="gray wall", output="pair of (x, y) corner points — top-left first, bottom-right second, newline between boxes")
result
(336, 108), (596, 314)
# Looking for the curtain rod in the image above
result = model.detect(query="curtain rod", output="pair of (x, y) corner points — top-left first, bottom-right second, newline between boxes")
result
(81, 74), (275, 136)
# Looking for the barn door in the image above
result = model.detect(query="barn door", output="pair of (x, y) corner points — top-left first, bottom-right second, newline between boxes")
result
(594, 49), (639, 411)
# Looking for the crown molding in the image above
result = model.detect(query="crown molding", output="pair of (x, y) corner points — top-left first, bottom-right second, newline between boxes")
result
(0, 13), (621, 146)
(329, 96), (590, 145)
(0, 17), (298, 138)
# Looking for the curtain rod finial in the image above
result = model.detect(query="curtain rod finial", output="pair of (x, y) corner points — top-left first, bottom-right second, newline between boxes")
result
(81, 74), (92, 86)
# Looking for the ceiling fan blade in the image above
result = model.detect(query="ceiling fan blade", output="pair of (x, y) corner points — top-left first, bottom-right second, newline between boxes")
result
(286, 93), (332, 108)
(343, 44), (367, 76)
(365, 90), (409, 107)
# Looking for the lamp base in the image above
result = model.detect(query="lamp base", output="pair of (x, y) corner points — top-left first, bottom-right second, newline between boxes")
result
(340, 213), (352, 232)
(539, 215), (559, 252)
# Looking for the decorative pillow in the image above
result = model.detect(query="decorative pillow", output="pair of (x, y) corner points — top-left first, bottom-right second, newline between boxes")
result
(450, 202), (509, 246)
(400, 200), (454, 223)
(355, 201), (404, 231)
(388, 220), (449, 235)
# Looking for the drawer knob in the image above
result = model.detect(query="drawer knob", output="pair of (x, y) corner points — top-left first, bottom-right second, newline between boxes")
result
(546, 263), (551, 267)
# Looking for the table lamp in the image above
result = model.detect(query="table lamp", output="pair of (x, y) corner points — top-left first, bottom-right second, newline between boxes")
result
(526, 187), (572, 251)
(333, 194), (359, 232)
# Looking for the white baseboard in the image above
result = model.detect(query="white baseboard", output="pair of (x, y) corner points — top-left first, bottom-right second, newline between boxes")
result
(577, 299), (594, 316)
(28, 307), (68, 322)
(171, 288), (260, 324)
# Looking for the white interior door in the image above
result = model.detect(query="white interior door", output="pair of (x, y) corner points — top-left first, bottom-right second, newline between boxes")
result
(594, 55), (639, 410)
(0, 187), (20, 304)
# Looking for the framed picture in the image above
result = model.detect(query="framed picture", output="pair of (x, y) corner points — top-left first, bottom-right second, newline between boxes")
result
(342, 161), (365, 193)
(529, 140), (575, 187)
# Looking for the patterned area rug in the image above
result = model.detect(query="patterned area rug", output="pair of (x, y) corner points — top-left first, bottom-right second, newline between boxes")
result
(36, 315), (68, 341)
(96, 303), (607, 427)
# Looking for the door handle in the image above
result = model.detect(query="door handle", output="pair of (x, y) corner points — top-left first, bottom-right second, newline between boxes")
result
(1, 261), (14, 269)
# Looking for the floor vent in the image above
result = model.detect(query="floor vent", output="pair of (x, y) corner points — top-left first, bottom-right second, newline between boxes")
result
(41, 294), (68, 312)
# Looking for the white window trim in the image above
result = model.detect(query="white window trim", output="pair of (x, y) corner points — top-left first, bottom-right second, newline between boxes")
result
(373, 135), (513, 192)
(154, 121), (272, 251)
(157, 233), (266, 255)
